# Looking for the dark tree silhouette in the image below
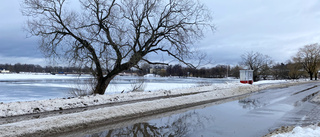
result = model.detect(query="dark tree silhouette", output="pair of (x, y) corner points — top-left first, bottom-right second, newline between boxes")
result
(293, 43), (320, 80)
(240, 51), (273, 81)
(22, 0), (214, 94)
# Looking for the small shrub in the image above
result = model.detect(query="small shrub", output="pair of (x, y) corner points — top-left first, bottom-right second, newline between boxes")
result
(68, 78), (95, 97)
(130, 78), (146, 92)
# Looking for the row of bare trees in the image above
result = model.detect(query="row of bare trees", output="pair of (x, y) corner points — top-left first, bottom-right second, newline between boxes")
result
(274, 43), (320, 80)
(240, 52), (273, 81)
(240, 43), (320, 81)
(132, 44), (320, 81)
(293, 43), (320, 80)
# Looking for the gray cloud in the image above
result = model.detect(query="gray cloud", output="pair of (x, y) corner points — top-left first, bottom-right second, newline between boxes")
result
(200, 0), (320, 65)
(1, 0), (320, 67)
(0, 0), (43, 64)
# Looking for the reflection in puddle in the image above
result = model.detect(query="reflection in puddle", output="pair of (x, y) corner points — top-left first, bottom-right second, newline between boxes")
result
(239, 98), (266, 109)
(85, 111), (211, 137)
(82, 101), (275, 137)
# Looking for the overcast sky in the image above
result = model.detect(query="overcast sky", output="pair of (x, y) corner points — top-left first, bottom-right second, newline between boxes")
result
(1, 0), (320, 66)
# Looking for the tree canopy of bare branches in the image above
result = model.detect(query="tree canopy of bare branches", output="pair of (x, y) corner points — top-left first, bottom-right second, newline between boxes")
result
(240, 51), (273, 81)
(293, 43), (320, 80)
(22, 0), (214, 94)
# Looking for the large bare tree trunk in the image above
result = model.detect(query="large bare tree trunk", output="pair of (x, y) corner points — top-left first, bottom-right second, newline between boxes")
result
(94, 76), (115, 95)
(94, 78), (107, 95)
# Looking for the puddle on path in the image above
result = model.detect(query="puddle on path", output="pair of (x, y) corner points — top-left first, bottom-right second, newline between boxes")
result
(62, 83), (320, 137)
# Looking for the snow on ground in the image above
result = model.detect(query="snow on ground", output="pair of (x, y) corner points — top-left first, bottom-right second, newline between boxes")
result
(0, 80), (310, 136)
(311, 93), (320, 103)
(0, 82), (241, 117)
(0, 73), (240, 102)
(271, 124), (320, 137)
(0, 79), (304, 117)
(0, 74), (313, 136)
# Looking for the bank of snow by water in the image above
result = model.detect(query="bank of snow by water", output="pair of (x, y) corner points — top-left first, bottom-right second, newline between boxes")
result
(0, 73), (240, 103)
(269, 124), (320, 137)
(0, 79), (305, 117)
(0, 82), (244, 117)
(0, 79), (312, 136)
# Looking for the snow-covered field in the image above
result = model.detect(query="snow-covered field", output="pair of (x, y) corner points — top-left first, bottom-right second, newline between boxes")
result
(0, 81), (246, 117)
(0, 73), (315, 136)
(0, 73), (238, 102)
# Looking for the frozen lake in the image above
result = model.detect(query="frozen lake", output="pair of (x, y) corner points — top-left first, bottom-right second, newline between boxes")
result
(0, 73), (238, 103)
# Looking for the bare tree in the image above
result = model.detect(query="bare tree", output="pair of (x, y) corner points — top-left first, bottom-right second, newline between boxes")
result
(22, 0), (214, 94)
(259, 64), (271, 80)
(272, 63), (288, 80)
(240, 51), (273, 81)
(229, 65), (243, 79)
(286, 60), (304, 79)
(293, 43), (320, 80)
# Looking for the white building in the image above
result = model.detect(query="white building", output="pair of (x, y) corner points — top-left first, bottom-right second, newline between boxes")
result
(240, 70), (253, 84)
(0, 69), (10, 73)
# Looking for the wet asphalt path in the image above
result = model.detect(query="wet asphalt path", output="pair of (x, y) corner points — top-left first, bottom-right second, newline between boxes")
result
(78, 82), (320, 137)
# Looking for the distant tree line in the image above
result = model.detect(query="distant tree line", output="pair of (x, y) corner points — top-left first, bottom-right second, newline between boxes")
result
(0, 63), (91, 74)
(244, 43), (320, 81)
(133, 49), (312, 81)
(1, 46), (317, 81)
(133, 64), (241, 78)
(240, 49), (313, 81)
(134, 49), (315, 80)
(141, 62), (307, 80)
(0, 63), (235, 78)
(271, 61), (306, 80)
(0, 61), (310, 80)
